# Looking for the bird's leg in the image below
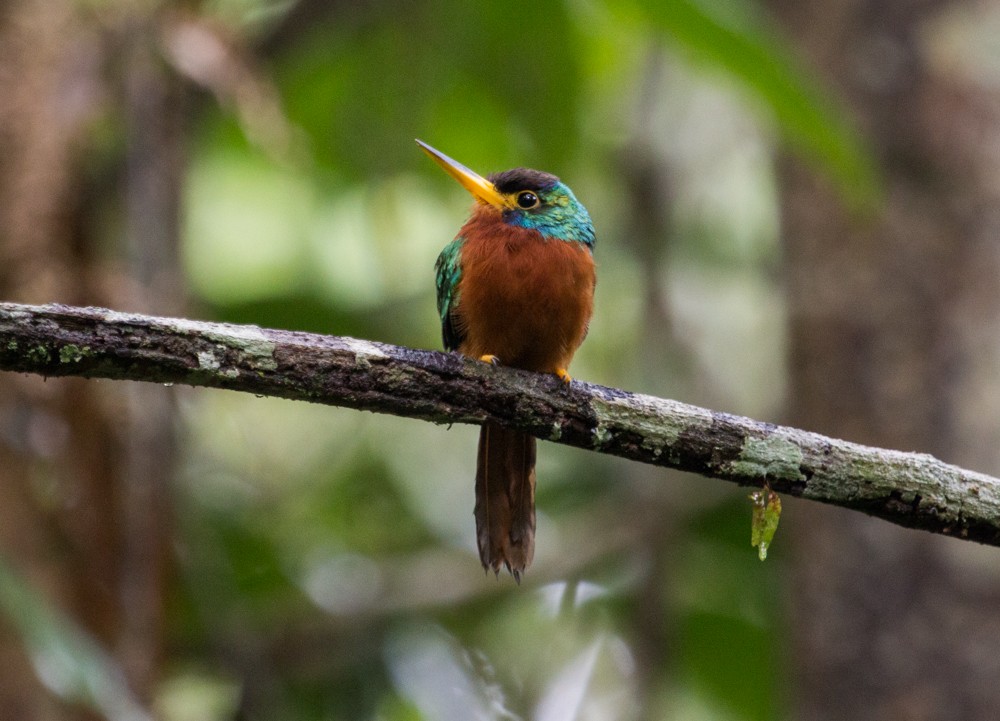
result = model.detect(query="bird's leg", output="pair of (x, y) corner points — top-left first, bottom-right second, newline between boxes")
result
(555, 368), (573, 385)
(480, 355), (501, 365)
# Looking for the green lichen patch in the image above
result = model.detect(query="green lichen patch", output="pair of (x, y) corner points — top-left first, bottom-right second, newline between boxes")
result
(342, 336), (389, 368)
(197, 350), (221, 371)
(728, 435), (806, 483)
(59, 344), (91, 363)
(593, 423), (613, 448)
(590, 392), (710, 459)
(27, 345), (51, 363)
(171, 318), (278, 372)
(219, 335), (277, 371)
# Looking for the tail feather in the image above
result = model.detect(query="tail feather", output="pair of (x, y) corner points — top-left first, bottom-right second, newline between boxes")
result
(475, 423), (536, 579)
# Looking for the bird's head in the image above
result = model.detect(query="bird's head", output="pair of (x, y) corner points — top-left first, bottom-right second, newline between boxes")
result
(417, 139), (595, 248)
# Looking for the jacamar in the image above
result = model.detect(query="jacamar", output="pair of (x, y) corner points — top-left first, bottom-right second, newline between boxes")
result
(417, 140), (596, 580)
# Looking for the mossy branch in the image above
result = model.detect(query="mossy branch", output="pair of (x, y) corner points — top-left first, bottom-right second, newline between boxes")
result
(2, 301), (999, 547)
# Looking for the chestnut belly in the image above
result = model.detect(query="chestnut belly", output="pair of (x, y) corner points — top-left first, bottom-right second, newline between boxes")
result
(456, 231), (595, 373)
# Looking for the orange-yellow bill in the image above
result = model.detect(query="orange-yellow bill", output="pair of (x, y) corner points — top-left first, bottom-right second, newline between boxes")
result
(416, 139), (507, 209)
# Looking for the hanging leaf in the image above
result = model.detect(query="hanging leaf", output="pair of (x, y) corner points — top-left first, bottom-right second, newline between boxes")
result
(749, 486), (782, 561)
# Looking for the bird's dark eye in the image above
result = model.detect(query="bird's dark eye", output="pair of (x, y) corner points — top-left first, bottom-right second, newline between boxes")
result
(516, 191), (540, 209)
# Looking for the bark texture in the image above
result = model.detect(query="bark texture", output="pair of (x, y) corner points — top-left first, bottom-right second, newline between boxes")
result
(1, 301), (1000, 552)
(0, 3), (114, 717)
(768, 0), (1000, 718)
(0, 1), (179, 716)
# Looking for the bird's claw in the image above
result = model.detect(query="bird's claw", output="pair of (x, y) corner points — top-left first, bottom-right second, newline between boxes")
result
(480, 354), (501, 366)
(555, 368), (573, 386)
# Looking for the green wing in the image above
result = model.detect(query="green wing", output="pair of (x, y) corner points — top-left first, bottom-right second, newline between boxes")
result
(434, 237), (465, 351)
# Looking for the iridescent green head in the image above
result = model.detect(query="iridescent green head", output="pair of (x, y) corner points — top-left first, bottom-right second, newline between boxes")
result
(488, 168), (595, 247)
(417, 139), (595, 249)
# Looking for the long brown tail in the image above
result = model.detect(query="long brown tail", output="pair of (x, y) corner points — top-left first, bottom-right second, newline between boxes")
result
(475, 423), (536, 580)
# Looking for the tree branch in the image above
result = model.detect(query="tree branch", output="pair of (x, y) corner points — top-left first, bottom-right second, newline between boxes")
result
(2, 301), (998, 546)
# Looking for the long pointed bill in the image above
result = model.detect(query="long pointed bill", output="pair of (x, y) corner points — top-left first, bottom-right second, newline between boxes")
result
(416, 139), (507, 209)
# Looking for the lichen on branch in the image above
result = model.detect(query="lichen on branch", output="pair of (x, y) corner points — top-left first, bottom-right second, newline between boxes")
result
(1, 301), (999, 547)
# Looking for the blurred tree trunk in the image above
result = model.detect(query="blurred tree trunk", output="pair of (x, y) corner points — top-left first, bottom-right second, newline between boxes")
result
(0, 0), (181, 716)
(768, 0), (1000, 718)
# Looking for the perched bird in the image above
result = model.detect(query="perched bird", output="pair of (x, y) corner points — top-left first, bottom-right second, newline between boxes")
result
(417, 139), (596, 580)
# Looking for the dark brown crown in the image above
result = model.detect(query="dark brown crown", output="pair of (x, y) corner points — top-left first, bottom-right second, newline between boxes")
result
(488, 168), (560, 194)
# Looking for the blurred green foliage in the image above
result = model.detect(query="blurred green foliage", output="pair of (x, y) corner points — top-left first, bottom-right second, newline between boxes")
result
(633, 0), (878, 205)
(7, 0), (877, 719)
(0, 558), (152, 721)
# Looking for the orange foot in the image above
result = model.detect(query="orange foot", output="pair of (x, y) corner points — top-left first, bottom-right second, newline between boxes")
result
(480, 354), (501, 365)
(555, 368), (573, 385)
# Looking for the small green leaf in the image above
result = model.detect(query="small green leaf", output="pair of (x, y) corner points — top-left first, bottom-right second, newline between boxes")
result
(749, 487), (782, 561)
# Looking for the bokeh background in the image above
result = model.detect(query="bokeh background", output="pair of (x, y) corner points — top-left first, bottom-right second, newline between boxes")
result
(2, 0), (1000, 719)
